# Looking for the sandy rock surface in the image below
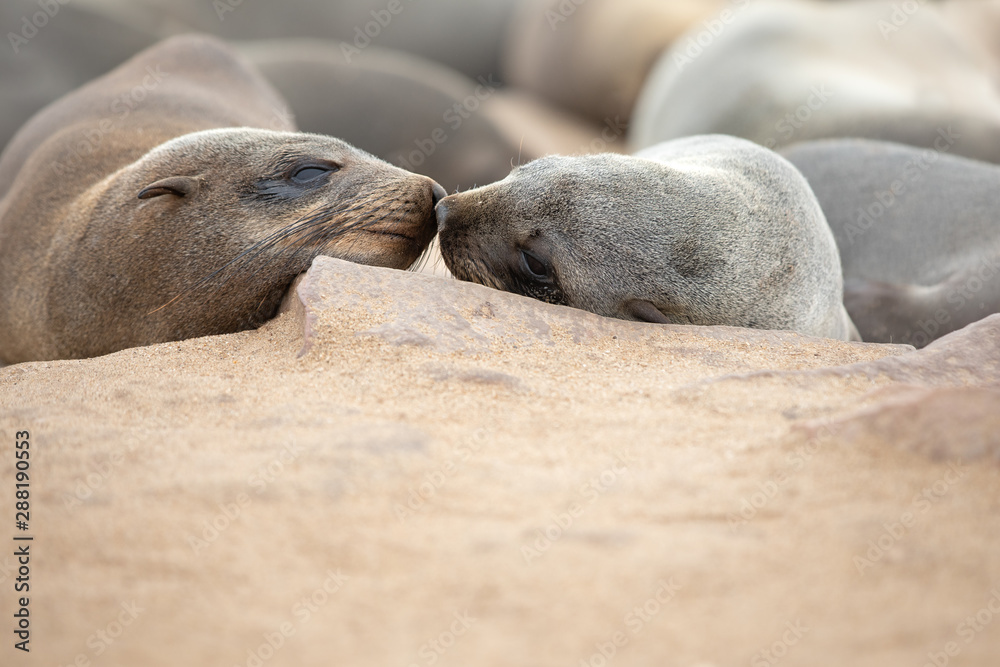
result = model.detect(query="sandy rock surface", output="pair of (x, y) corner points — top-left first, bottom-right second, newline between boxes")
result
(1, 257), (998, 667)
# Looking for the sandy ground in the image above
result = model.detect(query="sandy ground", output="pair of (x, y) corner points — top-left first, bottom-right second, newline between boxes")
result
(1, 257), (998, 667)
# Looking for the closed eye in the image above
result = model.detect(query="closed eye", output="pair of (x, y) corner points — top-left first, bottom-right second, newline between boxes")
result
(520, 249), (549, 280)
(291, 165), (335, 183)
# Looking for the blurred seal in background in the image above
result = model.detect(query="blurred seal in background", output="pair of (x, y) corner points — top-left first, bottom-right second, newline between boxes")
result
(784, 138), (1000, 347)
(503, 0), (722, 123)
(630, 0), (1000, 164)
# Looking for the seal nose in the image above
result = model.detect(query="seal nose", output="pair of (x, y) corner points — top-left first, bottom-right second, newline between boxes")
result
(435, 197), (452, 231)
(431, 182), (447, 206)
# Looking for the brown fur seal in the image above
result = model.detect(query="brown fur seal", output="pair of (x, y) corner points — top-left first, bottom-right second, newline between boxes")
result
(436, 135), (857, 341)
(630, 0), (1000, 164)
(783, 138), (1000, 347)
(0, 35), (443, 364)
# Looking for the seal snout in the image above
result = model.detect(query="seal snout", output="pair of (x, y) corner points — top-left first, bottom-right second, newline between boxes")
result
(431, 182), (447, 205)
(435, 195), (456, 232)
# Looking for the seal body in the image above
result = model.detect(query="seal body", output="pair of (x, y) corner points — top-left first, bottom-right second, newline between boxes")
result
(783, 138), (1000, 347)
(436, 135), (857, 341)
(503, 0), (723, 122)
(630, 0), (1000, 164)
(0, 0), (158, 156)
(75, 0), (521, 82)
(0, 35), (442, 363)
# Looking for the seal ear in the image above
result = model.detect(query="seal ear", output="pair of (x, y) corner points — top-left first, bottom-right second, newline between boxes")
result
(138, 176), (200, 200)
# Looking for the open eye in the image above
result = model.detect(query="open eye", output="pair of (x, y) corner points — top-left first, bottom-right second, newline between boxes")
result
(291, 165), (335, 184)
(520, 249), (549, 280)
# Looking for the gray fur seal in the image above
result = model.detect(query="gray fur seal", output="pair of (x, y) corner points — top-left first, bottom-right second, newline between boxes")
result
(0, 35), (443, 364)
(436, 135), (857, 341)
(629, 0), (1000, 164)
(783, 138), (1000, 347)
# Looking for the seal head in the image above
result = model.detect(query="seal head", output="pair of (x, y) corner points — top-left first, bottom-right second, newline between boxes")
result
(0, 35), (445, 363)
(437, 135), (857, 340)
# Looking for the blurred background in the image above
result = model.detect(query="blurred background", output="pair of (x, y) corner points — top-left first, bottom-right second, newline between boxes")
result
(2, 0), (1000, 192)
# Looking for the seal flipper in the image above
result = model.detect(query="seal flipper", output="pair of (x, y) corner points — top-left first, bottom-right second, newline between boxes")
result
(625, 299), (672, 324)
